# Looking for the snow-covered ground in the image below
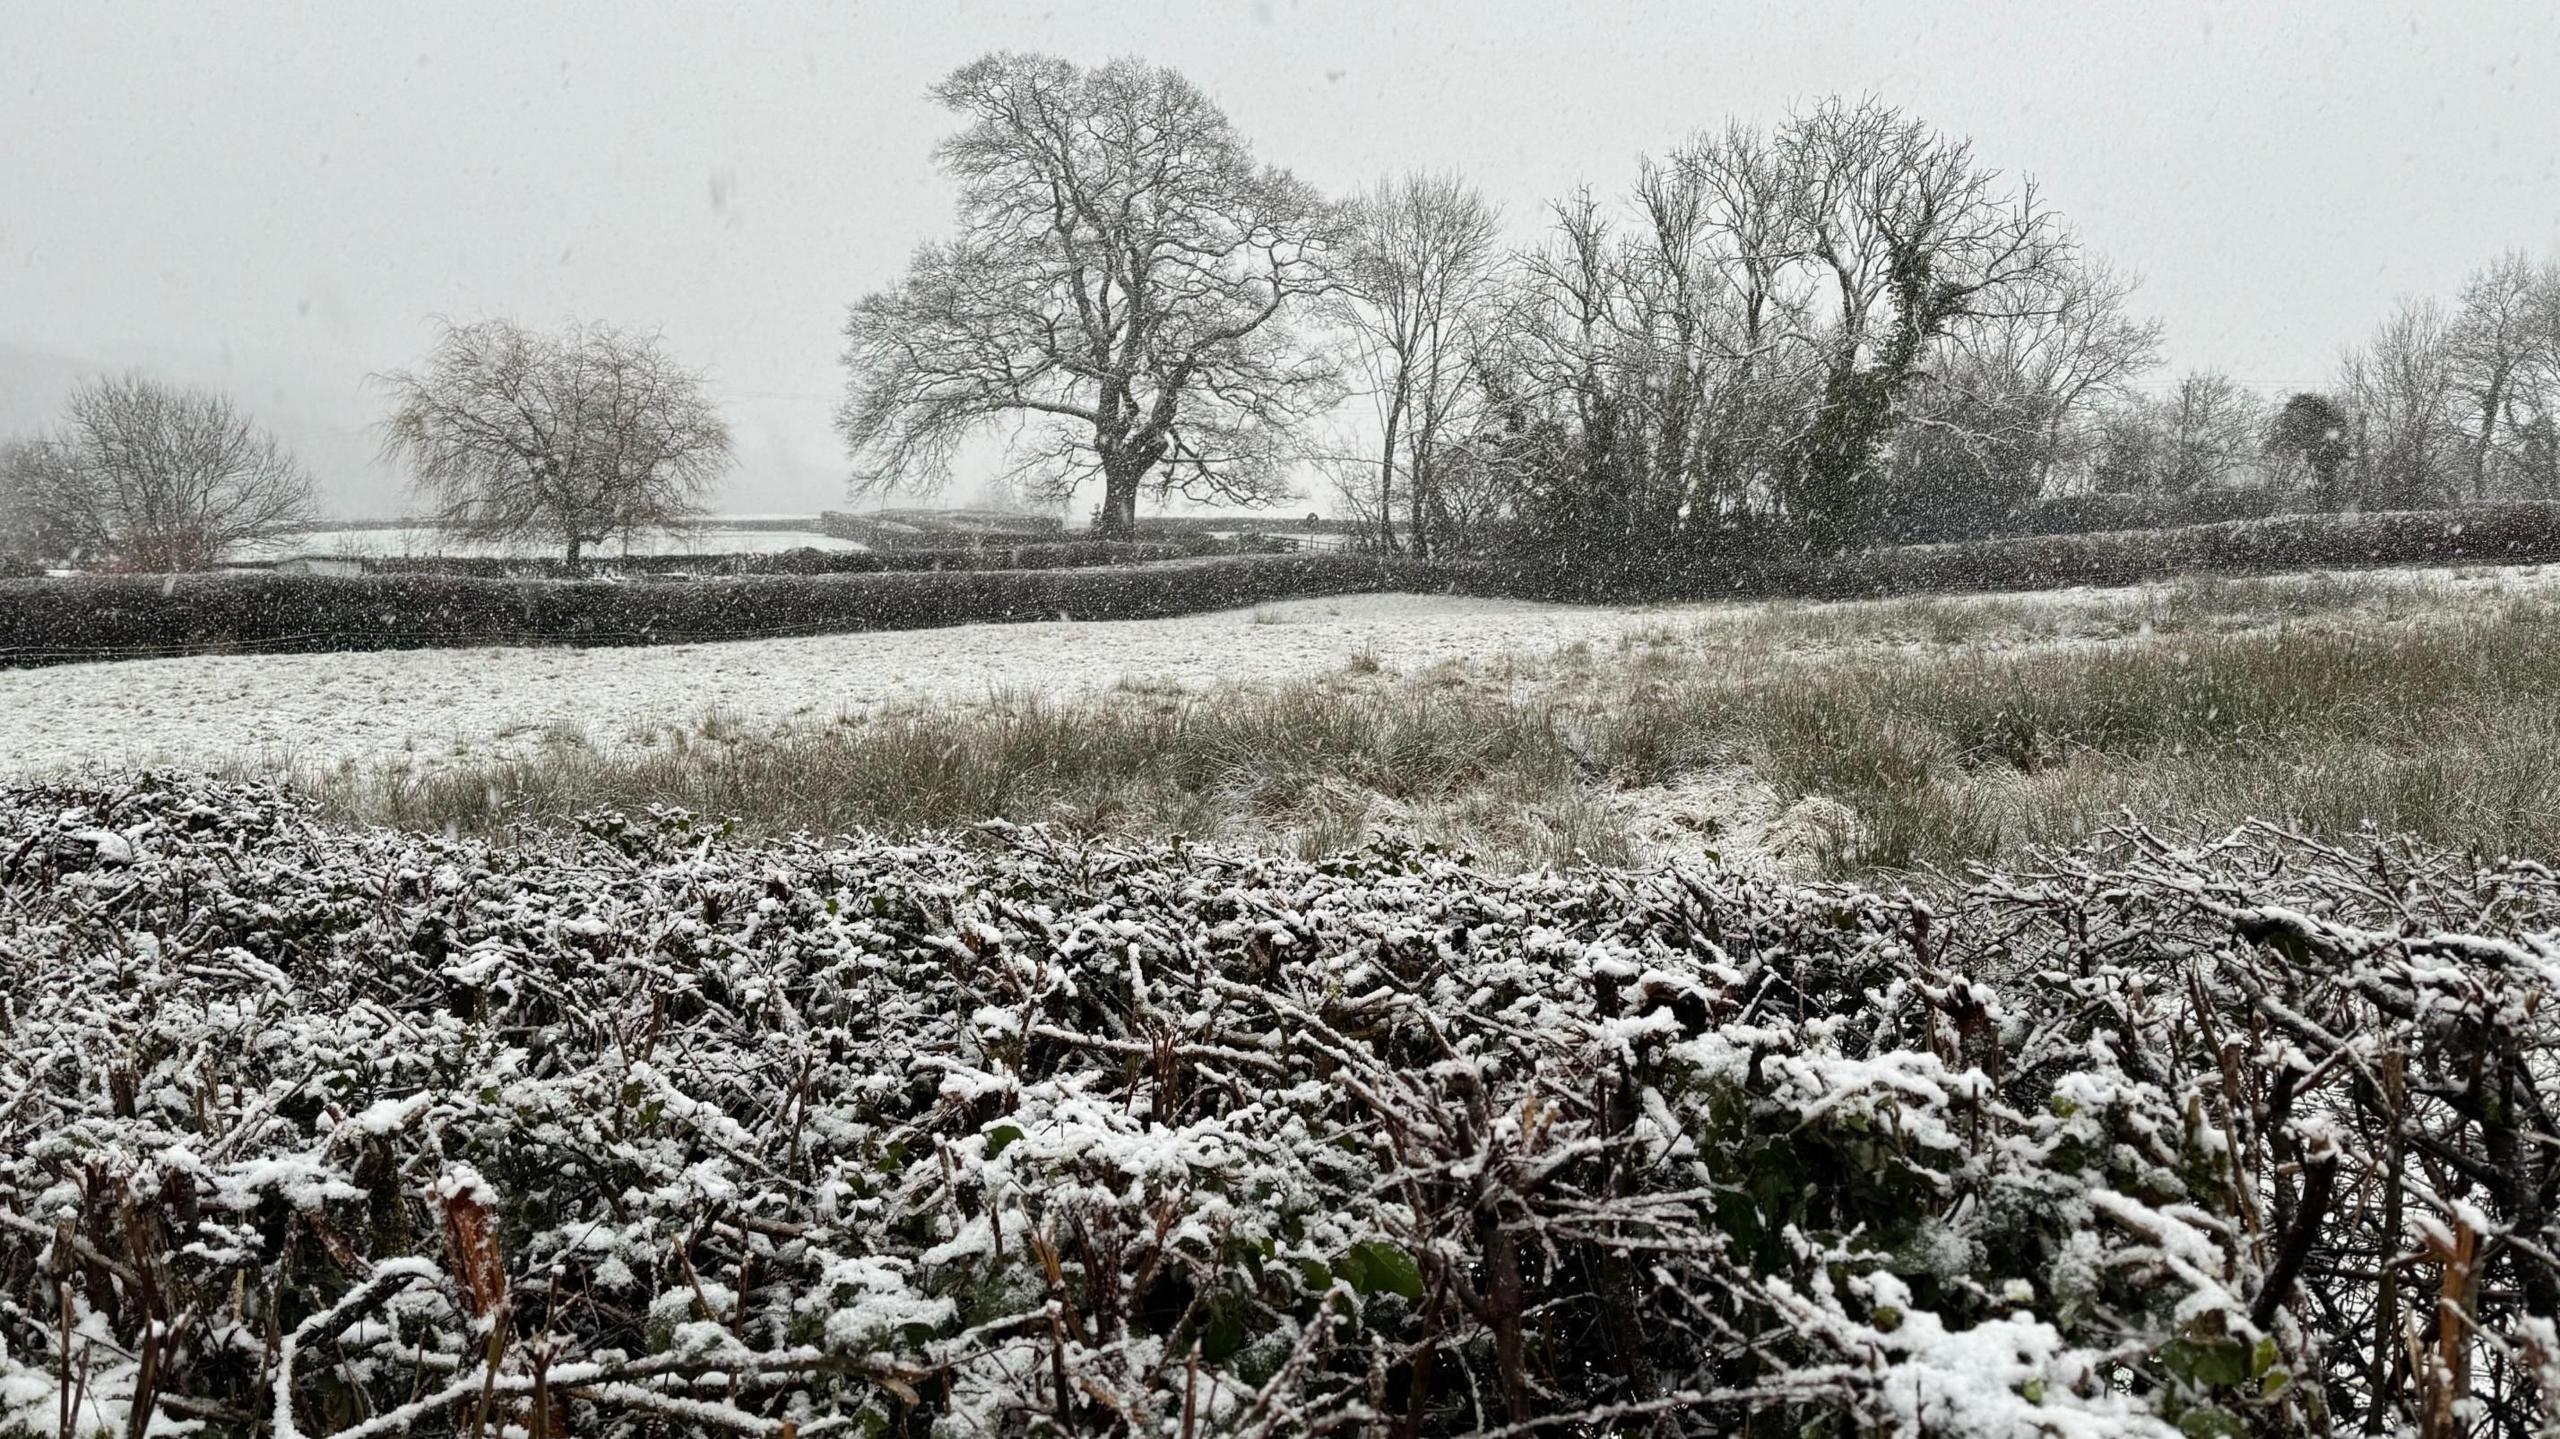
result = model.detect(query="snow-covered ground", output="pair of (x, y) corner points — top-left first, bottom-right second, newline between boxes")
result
(235, 525), (866, 561)
(0, 593), (1685, 774)
(7, 561), (2554, 781)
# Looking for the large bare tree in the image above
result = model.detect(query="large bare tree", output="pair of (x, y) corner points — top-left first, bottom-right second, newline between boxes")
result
(4, 376), (314, 571)
(838, 54), (1344, 535)
(1673, 122), (1819, 522)
(376, 319), (732, 564)
(1486, 166), (1804, 559)
(1330, 172), (1502, 555)
(1778, 98), (2074, 550)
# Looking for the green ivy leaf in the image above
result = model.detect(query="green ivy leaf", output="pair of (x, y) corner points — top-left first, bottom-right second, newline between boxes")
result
(2178, 1407), (2247, 1439)
(1346, 1241), (1423, 1301)
(2162, 1337), (2252, 1388)
(1202, 1310), (1247, 1362)
(1331, 1247), (1371, 1295)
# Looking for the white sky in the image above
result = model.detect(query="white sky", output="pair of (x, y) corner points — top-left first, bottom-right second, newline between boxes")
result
(5, 0), (2557, 517)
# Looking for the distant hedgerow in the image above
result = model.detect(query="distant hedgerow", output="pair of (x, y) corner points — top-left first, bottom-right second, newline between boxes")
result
(0, 552), (1450, 667)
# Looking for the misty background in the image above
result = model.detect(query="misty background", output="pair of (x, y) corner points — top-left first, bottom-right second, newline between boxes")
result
(5, 0), (2557, 519)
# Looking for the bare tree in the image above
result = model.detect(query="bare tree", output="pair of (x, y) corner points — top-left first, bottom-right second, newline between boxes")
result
(1486, 162), (1801, 559)
(2159, 371), (2267, 493)
(838, 54), (1345, 536)
(1330, 172), (1502, 556)
(1676, 122), (1817, 521)
(1885, 254), (2161, 536)
(1478, 101), (2082, 560)
(5, 376), (314, 571)
(1944, 256), (2161, 481)
(2088, 371), (2265, 496)
(1779, 98), (2074, 550)
(2340, 297), (2463, 509)
(1484, 189), (1668, 555)
(0, 440), (72, 568)
(2449, 251), (2560, 498)
(376, 319), (732, 564)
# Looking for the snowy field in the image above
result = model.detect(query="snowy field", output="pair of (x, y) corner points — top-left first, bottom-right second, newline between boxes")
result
(0, 593), (1689, 774)
(7, 560), (2553, 781)
(235, 524), (866, 561)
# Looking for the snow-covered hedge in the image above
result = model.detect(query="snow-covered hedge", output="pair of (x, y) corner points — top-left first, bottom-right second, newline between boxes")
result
(336, 537), (1265, 580)
(1521, 501), (2560, 602)
(1801, 501), (2560, 600)
(17, 506), (2557, 667)
(5, 777), (2558, 1437)
(0, 554), (1447, 667)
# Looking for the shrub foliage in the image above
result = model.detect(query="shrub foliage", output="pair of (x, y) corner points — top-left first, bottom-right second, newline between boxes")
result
(4, 777), (2557, 1436)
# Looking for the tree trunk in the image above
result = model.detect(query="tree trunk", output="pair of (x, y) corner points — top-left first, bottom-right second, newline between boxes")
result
(1377, 393), (1404, 555)
(1797, 297), (1933, 554)
(1797, 365), (1894, 554)
(1408, 446), (1431, 560)
(2353, 413), (2370, 511)
(1094, 462), (1142, 538)
(564, 533), (584, 567)
(2473, 368), (2509, 501)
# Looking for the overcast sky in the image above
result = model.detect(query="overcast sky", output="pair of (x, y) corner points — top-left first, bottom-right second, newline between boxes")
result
(6, 0), (2557, 517)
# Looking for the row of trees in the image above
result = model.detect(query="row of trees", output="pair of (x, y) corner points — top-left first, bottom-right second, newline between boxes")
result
(1427, 105), (2154, 557)
(2089, 254), (2560, 510)
(836, 56), (2158, 556)
(14, 54), (2552, 572)
(839, 53), (2560, 561)
(2334, 252), (2560, 508)
(1, 322), (735, 571)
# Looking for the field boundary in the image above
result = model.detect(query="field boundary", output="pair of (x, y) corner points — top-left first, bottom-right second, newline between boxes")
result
(0, 552), (1460, 668)
(9, 504), (2560, 668)
(1503, 501), (2560, 602)
(276, 535), (1264, 579)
